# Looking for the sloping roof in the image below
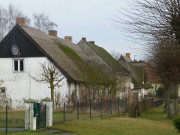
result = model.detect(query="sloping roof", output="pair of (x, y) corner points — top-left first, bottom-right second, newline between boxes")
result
(2, 24), (128, 84)
(77, 40), (129, 75)
(144, 62), (161, 83)
(119, 55), (132, 62)
(129, 63), (153, 89)
(119, 60), (154, 89)
(21, 25), (85, 82)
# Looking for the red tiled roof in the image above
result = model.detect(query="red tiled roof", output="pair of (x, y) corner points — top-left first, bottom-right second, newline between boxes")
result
(144, 62), (161, 83)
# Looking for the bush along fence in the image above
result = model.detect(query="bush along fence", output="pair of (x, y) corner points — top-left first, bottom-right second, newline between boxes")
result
(53, 97), (128, 124)
(128, 98), (161, 117)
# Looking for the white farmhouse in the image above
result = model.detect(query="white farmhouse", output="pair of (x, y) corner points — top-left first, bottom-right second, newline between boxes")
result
(0, 18), (131, 109)
(0, 18), (85, 108)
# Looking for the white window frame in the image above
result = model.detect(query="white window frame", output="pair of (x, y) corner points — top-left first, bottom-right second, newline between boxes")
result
(12, 58), (24, 72)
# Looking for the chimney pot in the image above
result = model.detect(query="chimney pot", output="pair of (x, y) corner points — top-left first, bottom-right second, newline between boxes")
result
(126, 53), (130, 59)
(48, 30), (57, 37)
(82, 37), (86, 41)
(64, 36), (72, 42)
(89, 41), (95, 45)
(16, 18), (26, 27)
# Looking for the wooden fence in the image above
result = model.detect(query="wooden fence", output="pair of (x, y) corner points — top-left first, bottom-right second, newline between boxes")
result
(136, 98), (155, 116)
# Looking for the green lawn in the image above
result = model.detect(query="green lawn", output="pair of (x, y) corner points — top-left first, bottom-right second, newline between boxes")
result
(0, 111), (25, 128)
(0, 106), (179, 135)
(140, 106), (172, 124)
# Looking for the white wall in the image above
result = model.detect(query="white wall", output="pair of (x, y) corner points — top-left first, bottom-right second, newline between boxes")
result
(0, 57), (69, 108)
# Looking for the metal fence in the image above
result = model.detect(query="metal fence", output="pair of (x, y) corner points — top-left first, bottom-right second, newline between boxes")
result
(0, 105), (25, 135)
(0, 97), (161, 134)
(53, 97), (127, 124)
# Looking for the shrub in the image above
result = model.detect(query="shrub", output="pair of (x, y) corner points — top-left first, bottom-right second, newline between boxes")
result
(128, 103), (137, 117)
(173, 117), (180, 132)
(156, 87), (164, 97)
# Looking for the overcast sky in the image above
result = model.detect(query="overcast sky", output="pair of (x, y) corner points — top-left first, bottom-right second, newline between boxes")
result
(0, 0), (143, 60)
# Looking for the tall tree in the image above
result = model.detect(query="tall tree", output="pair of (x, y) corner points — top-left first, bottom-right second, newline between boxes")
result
(0, 4), (30, 40)
(0, 4), (57, 40)
(33, 13), (58, 33)
(116, 0), (180, 118)
(5, 4), (30, 32)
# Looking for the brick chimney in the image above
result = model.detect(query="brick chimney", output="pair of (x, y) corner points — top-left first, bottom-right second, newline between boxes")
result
(64, 36), (72, 42)
(126, 53), (130, 59)
(89, 41), (95, 45)
(82, 37), (86, 41)
(16, 18), (26, 27)
(48, 30), (57, 37)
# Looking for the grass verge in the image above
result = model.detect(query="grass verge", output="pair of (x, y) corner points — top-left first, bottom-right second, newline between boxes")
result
(1, 106), (179, 135)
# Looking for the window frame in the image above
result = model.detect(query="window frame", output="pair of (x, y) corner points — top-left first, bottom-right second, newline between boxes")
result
(0, 87), (6, 96)
(12, 58), (25, 72)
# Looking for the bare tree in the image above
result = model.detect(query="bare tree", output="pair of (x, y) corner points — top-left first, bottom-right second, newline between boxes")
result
(110, 50), (121, 60)
(0, 4), (57, 40)
(0, 4), (30, 40)
(33, 62), (64, 108)
(116, 0), (180, 118)
(33, 13), (58, 33)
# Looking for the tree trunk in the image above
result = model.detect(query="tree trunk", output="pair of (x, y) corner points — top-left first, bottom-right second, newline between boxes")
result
(167, 82), (178, 118)
(50, 72), (54, 108)
(51, 85), (54, 108)
(163, 89), (168, 113)
(50, 77), (54, 109)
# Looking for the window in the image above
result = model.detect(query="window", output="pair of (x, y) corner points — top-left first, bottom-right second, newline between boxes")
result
(13, 59), (24, 72)
(0, 87), (6, 95)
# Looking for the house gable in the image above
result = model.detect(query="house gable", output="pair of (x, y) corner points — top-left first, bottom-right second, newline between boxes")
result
(0, 25), (44, 58)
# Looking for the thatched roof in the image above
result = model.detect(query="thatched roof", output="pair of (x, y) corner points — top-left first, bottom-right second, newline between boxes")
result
(119, 59), (154, 89)
(21, 26), (85, 82)
(77, 40), (128, 74)
(3, 24), (129, 84)
(119, 55), (132, 63)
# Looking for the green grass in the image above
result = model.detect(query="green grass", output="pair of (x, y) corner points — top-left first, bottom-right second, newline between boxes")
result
(1, 106), (179, 135)
(0, 111), (25, 128)
(53, 117), (177, 135)
(51, 106), (179, 135)
(140, 105), (172, 124)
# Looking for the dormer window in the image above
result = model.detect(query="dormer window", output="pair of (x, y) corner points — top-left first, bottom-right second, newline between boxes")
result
(13, 59), (24, 72)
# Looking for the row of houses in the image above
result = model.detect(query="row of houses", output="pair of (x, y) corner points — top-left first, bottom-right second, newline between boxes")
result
(119, 54), (162, 101)
(0, 18), (162, 108)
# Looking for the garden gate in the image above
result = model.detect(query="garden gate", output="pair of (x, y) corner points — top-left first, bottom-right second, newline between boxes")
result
(36, 103), (46, 129)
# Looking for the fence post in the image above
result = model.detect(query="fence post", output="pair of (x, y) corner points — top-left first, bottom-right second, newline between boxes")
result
(6, 104), (7, 135)
(63, 102), (65, 122)
(118, 97), (120, 114)
(110, 99), (112, 115)
(90, 99), (91, 119)
(126, 97), (127, 112)
(77, 100), (79, 120)
(100, 98), (102, 117)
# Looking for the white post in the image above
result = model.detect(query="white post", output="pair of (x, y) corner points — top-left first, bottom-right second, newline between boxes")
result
(42, 97), (53, 127)
(24, 99), (37, 131)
